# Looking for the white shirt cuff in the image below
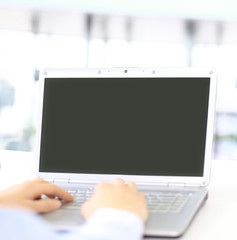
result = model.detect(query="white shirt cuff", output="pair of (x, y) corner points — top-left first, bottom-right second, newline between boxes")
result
(79, 208), (144, 240)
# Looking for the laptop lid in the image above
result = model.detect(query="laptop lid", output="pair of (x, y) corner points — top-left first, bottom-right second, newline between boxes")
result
(36, 68), (217, 187)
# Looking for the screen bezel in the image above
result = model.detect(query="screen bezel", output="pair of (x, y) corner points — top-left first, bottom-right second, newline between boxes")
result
(35, 68), (217, 187)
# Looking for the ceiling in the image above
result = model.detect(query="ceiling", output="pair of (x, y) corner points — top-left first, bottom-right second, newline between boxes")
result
(0, 0), (237, 20)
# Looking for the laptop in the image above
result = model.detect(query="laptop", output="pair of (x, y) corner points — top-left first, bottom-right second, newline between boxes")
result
(35, 68), (217, 238)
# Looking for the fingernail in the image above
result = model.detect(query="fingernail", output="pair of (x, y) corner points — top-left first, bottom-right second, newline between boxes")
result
(54, 200), (62, 208)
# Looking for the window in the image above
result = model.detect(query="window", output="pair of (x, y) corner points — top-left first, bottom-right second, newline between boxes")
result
(1, 14), (237, 161)
(193, 44), (237, 159)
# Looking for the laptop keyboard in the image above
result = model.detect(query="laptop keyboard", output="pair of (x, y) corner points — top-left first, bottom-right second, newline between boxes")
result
(64, 189), (94, 209)
(144, 191), (192, 213)
(64, 189), (192, 214)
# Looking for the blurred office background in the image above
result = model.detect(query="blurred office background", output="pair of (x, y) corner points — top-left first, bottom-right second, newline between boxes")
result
(0, 0), (237, 160)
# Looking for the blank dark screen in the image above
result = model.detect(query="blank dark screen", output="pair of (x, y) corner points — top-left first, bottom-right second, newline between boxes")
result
(39, 77), (210, 176)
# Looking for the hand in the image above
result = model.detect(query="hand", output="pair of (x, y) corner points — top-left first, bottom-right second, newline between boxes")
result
(0, 178), (73, 213)
(81, 178), (148, 223)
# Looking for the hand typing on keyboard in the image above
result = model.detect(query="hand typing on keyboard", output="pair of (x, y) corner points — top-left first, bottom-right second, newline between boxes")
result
(0, 177), (148, 223)
(0, 178), (73, 213)
(81, 178), (148, 223)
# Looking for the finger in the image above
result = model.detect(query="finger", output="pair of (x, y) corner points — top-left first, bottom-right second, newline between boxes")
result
(113, 178), (125, 186)
(33, 183), (73, 202)
(27, 199), (62, 213)
(42, 194), (63, 200)
(128, 181), (137, 191)
(31, 179), (72, 200)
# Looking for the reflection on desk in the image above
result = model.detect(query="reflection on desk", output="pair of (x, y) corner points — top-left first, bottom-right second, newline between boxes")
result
(0, 150), (237, 240)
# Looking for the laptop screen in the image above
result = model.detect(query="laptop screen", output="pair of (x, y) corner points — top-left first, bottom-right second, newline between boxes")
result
(39, 77), (210, 177)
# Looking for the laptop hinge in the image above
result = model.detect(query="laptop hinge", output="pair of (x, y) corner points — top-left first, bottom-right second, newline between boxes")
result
(40, 178), (54, 183)
(53, 178), (70, 183)
(168, 182), (204, 188)
(168, 182), (185, 188)
(184, 183), (203, 188)
(68, 179), (97, 184)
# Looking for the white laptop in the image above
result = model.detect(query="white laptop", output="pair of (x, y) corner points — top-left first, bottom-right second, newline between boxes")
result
(36, 68), (217, 238)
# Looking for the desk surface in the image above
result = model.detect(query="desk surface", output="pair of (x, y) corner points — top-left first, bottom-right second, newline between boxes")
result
(0, 150), (237, 239)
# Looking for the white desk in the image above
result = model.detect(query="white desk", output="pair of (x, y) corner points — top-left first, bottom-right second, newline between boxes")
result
(0, 150), (237, 239)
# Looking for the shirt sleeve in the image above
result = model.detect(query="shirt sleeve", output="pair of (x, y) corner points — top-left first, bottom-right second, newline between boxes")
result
(0, 207), (144, 240)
